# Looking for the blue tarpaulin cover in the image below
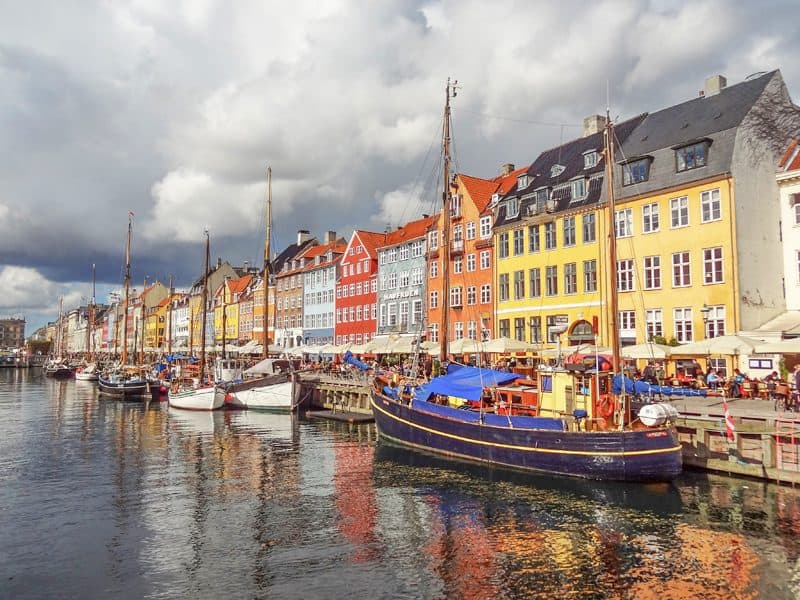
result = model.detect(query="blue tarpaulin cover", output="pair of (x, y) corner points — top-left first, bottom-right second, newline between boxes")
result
(344, 351), (372, 371)
(612, 374), (707, 397)
(415, 364), (522, 402)
(410, 399), (565, 430)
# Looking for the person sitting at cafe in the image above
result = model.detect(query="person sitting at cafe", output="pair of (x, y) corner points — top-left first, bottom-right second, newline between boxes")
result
(706, 369), (721, 390)
(728, 368), (746, 398)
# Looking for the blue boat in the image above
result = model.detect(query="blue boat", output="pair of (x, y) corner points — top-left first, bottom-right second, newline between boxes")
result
(370, 364), (682, 482)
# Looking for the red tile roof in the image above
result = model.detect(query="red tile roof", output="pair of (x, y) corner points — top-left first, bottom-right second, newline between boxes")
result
(780, 139), (800, 171)
(227, 274), (252, 294)
(493, 166), (529, 194)
(354, 230), (388, 259)
(456, 167), (531, 213)
(300, 240), (347, 272)
(382, 214), (437, 247)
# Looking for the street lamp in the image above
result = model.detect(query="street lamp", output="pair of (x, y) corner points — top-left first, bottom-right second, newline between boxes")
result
(701, 304), (711, 338)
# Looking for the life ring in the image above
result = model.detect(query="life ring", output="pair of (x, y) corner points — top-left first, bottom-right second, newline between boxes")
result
(598, 394), (614, 418)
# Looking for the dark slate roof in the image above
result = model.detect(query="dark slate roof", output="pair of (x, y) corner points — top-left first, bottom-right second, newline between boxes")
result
(496, 113), (646, 224)
(269, 239), (317, 276)
(621, 71), (776, 158)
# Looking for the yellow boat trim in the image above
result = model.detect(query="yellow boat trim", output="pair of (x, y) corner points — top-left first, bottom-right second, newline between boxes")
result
(371, 395), (682, 458)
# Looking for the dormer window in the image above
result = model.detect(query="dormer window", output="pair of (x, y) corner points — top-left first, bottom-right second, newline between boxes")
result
(675, 140), (710, 172)
(622, 158), (651, 185)
(517, 174), (529, 190)
(490, 193), (499, 206)
(315, 255), (322, 265)
(571, 178), (586, 199)
(506, 197), (520, 219)
(550, 164), (565, 178)
(450, 194), (462, 218)
(583, 150), (598, 169)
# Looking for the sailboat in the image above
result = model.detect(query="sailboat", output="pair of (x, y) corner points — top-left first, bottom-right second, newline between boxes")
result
(98, 213), (148, 398)
(168, 228), (224, 410)
(369, 81), (683, 482)
(218, 166), (296, 412)
(44, 297), (74, 378)
(76, 264), (99, 381)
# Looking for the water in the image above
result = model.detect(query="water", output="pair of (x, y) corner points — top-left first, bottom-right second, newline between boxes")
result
(1, 369), (799, 599)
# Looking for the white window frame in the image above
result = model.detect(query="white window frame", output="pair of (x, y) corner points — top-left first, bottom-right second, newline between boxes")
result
(703, 247), (724, 284)
(670, 196), (689, 228)
(615, 208), (633, 238)
(672, 251), (691, 287)
(643, 256), (661, 290)
(617, 259), (635, 292)
(674, 307), (693, 343)
(700, 188), (721, 223)
(642, 202), (660, 233)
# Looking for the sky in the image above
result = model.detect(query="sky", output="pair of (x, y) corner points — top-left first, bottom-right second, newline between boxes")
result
(2, 0), (799, 336)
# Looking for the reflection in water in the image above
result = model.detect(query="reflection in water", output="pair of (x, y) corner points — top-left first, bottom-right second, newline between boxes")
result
(1, 369), (800, 599)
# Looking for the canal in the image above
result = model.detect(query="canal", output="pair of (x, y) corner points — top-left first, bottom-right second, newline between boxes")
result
(1, 368), (799, 599)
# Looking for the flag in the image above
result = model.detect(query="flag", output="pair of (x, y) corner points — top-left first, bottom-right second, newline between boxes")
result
(722, 396), (736, 442)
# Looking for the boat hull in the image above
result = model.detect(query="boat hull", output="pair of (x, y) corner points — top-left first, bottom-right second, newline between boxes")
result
(98, 376), (148, 399)
(370, 392), (682, 482)
(169, 386), (224, 411)
(220, 376), (294, 412)
(75, 372), (99, 381)
(44, 367), (74, 379)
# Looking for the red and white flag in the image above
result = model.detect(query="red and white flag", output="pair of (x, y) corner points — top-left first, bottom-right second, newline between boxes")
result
(722, 396), (736, 442)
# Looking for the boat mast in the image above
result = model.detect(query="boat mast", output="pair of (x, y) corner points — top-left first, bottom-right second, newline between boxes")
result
(139, 276), (146, 365)
(167, 275), (173, 355)
(56, 297), (63, 360)
(438, 78), (457, 367)
(200, 229), (210, 382)
(263, 166), (272, 360)
(121, 213), (132, 366)
(604, 109), (627, 427)
(87, 263), (95, 361)
(222, 281), (227, 359)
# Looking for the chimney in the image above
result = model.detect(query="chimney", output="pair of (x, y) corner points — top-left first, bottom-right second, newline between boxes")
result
(243, 260), (249, 271)
(583, 115), (607, 137)
(500, 163), (515, 176)
(297, 229), (311, 245)
(704, 75), (727, 97)
(216, 257), (222, 268)
(324, 230), (336, 244)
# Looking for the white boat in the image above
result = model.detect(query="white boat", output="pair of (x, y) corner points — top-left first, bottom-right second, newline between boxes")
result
(218, 358), (296, 412)
(168, 385), (224, 411)
(75, 363), (99, 381)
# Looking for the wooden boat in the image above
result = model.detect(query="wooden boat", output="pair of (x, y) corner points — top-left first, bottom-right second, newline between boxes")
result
(43, 359), (74, 379)
(370, 82), (682, 482)
(74, 363), (99, 381)
(218, 358), (295, 412)
(44, 299), (74, 378)
(168, 384), (223, 411)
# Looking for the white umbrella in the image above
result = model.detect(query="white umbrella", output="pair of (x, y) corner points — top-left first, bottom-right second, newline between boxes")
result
(671, 334), (764, 356)
(620, 342), (674, 359)
(482, 336), (536, 353)
(754, 338), (800, 353)
(444, 338), (482, 354)
(348, 343), (369, 354)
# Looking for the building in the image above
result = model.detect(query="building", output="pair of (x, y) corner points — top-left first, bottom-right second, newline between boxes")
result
(0, 316), (25, 349)
(302, 233), (346, 346)
(335, 229), (386, 345)
(271, 230), (318, 348)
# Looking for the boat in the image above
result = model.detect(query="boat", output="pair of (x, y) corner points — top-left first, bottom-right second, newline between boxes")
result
(369, 81), (683, 482)
(75, 265), (100, 382)
(44, 299), (74, 379)
(98, 213), (148, 399)
(168, 229), (224, 411)
(75, 363), (99, 381)
(216, 167), (297, 412)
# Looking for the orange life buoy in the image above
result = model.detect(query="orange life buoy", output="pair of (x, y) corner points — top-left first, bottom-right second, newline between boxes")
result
(598, 394), (614, 418)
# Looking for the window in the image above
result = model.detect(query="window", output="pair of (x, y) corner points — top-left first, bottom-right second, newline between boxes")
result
(513, 229), (524, 255)
(506, 198), (520, 218)
(701, 188), (721, 223)
(499, 319), (510, 338)
(450, 287), (463, 307)
(498, 232), (509, 258)
(583, 260), (597, 293)
(379, 304), (386, 327)
(466, 221), (476, 240)
(454, 322), (463, 339)
(412, 300), (423, 324)
(429, 323), (439, 343)
(450, 194), (462, 218)
(529, 268), (541, 297)
(480, 250), (491, 270)
(676, 141), (708, 172)
(399, 302), (409, 326)
(479, 216), (492, 239)
(529, 316), (542, 343)
(795, 203), (800, 226)
(547, 315), (567, 342)
(429, 291), (438, 309)
(514, 318), (525, 341)
(398, 271), (409, 287)
(563, 217), (576, 246)
(582, 213), (596, 243)
(356, 305), (362, 321)
(615, 208), (633, 238)
(642, 203), (660, 233)
(428, 230), (438, 249)
(703, 247), (723, 284)
(674, 307), (693, 342)
(466, 286), (477, 305)
(617, 259), (634, 292)
(622, 159), (650, 185)
(571, 178), (585, 199)
(480, 284), (491, 304)
(467, 321), (477, 340)
(643, 256), (661, 289)
(670, 196), (689, 228)
(517, 174), (529, 189)
(564, 262), (577, 294)
(466, 253), (476, 272)
(387, 247), (397, 263)
(619, 310), (636, 339)
(672, 251), (691, 287)
(430, 261), (438, 278)
(544, 222), (556, 249)
(645, 309), (663, 340)
(710, 358), (728, 377)
(411, 267), (423, 286)
(411, 240), (424, 257)
(387, 303), (397, 326)
(514, 270), (525, 300)
(388, 273), (397, 289)
(528, 225), (540, 252)
(453, 257), (462, 274)
(499, 273), (510, 301)
(583, 150), (598, 169)
(399, 245), (409, 261)
(546, 266), (558, 296)
(705, 305), (726, 338)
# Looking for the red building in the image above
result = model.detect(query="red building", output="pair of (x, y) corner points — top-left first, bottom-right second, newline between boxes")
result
(335, 230), (387, 345)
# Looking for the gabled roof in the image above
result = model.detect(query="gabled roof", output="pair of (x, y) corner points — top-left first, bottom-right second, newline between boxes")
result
(458, 174), (500, 213)
(622, 71), (777, 157)
(381, 214), (437, 248)
(493, 166), (530, 195)
(301, 239), (347, 271)
(227, 274), (252, 294)
(352, 230), (388, 260)
(780, 139), (800, 171)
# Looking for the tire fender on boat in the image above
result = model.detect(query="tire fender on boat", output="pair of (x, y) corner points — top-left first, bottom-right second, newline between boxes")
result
(598, 394), (614, 418)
